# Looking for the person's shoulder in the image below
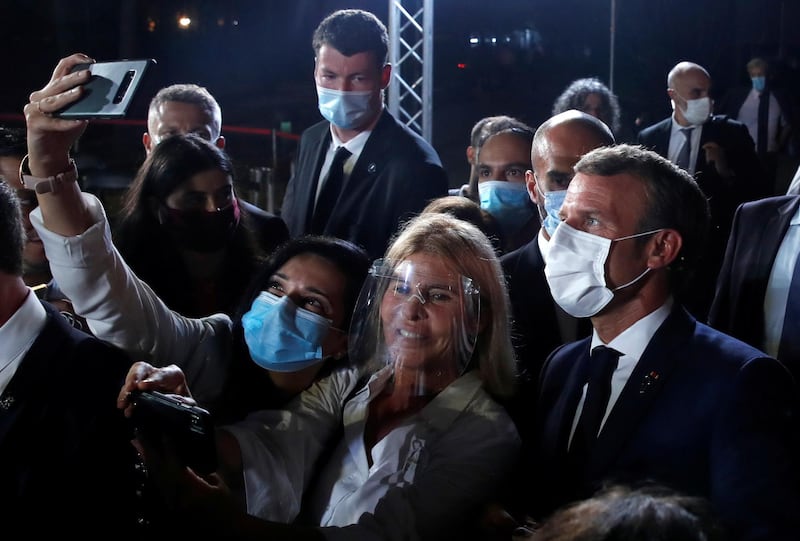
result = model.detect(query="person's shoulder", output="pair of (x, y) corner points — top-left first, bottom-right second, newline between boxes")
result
(739, 194), (799, 215)
(706, 114), (749, 133)
(637, 117), (671, 139)
(375, 110), (443, 159)
(691, 319), (777, 368)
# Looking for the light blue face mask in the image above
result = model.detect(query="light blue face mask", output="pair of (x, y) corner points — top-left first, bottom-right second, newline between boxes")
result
(316, 85), (374, 130)
(536, 184), (567, 238)
(478, 180), (535, 235)
(241, 291), (332, 372)
(751, 76), (766, 93)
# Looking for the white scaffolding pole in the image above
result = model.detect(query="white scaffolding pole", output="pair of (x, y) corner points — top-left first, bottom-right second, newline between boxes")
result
(388, 0), (434, 143)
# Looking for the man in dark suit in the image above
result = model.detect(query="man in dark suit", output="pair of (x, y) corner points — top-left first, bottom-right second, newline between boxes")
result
(637, 61), (762, 320)
(280, 9), (448, 260)
(717, 57), (794, 194)
(0, 181), (143, 535)
(708, 194), (800, 377)
(529, 144), (799, 540)
(501, 111), (614, 416)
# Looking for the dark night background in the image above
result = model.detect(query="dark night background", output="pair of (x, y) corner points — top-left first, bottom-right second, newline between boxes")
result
(2, 0), (799, 203)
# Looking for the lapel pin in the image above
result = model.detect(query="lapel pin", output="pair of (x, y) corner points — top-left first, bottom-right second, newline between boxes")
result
(367, 163), (377, 173)
(0, 395), (15, 411)
(639, 371), (660, 394)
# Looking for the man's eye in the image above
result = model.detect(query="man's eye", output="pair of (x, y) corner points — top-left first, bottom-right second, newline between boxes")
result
(267, 281), (284, 293)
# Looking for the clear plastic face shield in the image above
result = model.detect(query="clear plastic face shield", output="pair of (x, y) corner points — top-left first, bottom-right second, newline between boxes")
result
(349, 257), (481, 396)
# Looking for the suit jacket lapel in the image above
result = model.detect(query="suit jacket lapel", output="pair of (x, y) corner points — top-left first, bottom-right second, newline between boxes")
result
(543, 341), (592, 461)
(0, 307), (65, 443)
(346, 110), (391, 190)
(590, 306), (695, 475)
(756, 197), (798, 275)
(304, 129), (333, 231)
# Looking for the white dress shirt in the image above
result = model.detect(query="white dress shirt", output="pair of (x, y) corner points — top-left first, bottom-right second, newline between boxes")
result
(569, 297), (674, 446)
(0, 289), (47, 395)
(314, 128), (372, 207)
(737, 88), (784, 153)
(763, 204), (800, 357)
(667, 117), (703, 175)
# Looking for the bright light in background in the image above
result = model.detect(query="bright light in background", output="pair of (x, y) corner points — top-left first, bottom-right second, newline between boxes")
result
(177, 15), (192, 29)
(469, 37), (479, 45)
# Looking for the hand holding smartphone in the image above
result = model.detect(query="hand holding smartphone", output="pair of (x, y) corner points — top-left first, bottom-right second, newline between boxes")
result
(54, 58), (156, 119)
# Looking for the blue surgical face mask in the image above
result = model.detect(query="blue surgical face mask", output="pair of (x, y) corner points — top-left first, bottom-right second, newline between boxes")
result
(751, 76), (766, 93)
(478, 180), (535, 235)
(316, 85), (374, 130)
(535, 183), (567, 238)
(241, 291), (332, 372)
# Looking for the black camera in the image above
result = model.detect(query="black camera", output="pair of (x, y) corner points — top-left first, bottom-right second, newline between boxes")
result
(129, 390), (218, 475)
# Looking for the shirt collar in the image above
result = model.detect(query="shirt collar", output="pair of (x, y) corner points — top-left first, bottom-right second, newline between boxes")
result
(0, 288), (47, 364)
(591, 297), (674, 360)
(790, 202), (800, 226)
(330, 127), (372, 159)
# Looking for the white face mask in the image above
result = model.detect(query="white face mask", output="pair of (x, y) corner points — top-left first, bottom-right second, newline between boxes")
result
(672, 93), (711, 126)
(544, 222), (663, 318)
(316, 86), (375, 129)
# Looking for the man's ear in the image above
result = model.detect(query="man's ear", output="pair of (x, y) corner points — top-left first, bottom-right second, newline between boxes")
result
(380, 64), (392, 89)
(142, 132), (152, 154)
(526, 170), (539, 204)
(647, 229), (683, 269)
(466, 145), (475, 164)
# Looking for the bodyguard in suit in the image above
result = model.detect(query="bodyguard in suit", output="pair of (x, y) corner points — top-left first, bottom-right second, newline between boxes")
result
(637, 61), (763, 320)
(0, 181), (143, 535)
(709, 194), (800, 376)
(530, 144), (799, 540)
(501, 110), (614, 420)
(280, 9), (448, 260)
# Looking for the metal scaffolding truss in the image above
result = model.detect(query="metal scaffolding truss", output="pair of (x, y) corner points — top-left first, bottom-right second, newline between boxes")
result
(387, 0), (434, 143)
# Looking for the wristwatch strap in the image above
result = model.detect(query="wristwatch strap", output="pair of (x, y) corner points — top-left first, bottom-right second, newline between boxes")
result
(18, 154), (78, 194)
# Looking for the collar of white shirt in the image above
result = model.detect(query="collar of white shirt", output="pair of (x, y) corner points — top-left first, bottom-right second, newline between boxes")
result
(0, 288), (48, 394)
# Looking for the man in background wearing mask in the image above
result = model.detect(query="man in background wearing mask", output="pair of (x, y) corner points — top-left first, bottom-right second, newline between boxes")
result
(528, 144), (799, 541)
(637, 60), (762, 320)
(280, 9), (447, 260)
(473, 118), (536, 253)
(501, 111), (613, 432)
(718, 57), (794, 195)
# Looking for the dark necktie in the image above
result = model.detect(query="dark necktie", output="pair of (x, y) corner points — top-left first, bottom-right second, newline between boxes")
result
(757, 90), (769, 155)
(568, 346), (621, 463)
(778, 248), (800, 368)
(312, 146), (351, 234)
(675, 127), (694, 172)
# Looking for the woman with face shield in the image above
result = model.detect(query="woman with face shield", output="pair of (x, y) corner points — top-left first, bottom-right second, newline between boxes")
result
(121, 213), (521, 540)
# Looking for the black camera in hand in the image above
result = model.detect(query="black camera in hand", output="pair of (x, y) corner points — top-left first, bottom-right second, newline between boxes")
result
(129, 390), (217, 475)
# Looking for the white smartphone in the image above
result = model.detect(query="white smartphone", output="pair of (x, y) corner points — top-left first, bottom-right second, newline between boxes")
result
(54, 58), (156, 119)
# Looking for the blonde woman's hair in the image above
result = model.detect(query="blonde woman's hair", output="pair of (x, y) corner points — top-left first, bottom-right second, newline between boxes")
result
(386, 213), (517, 398)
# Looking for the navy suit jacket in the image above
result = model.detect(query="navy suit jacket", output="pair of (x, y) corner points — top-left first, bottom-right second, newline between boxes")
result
(708, 195), (800, 374)
(0, 301), (141, 535)
(281, 109), (448, 259)
(531, 304), (800, 540)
